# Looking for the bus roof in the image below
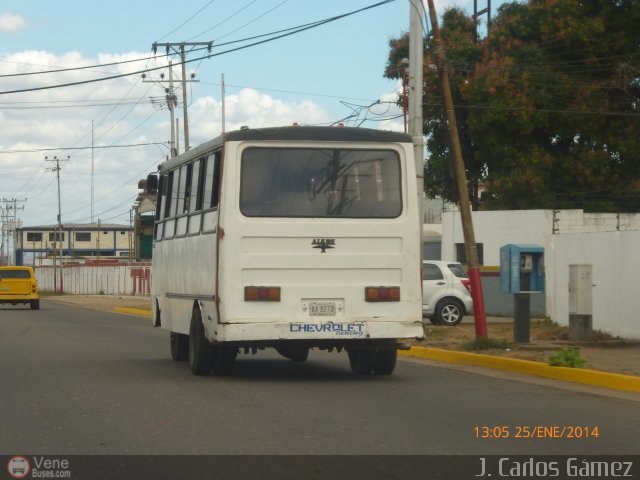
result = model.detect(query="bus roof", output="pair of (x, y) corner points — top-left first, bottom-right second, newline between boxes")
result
(158, 126), (412, 173)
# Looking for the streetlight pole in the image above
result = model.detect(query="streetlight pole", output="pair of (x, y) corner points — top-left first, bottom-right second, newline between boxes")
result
(45, 155), (69, 293)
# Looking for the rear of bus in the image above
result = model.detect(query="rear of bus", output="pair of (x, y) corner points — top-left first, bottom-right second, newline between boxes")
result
(216, 127), (423, 374)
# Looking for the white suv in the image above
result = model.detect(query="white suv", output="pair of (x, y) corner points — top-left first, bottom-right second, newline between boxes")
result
(422, 260), (473, 325)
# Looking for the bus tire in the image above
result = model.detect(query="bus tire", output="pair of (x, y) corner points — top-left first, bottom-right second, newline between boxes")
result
(30, 300), (40, 310)
(348, 348), (376, 375)
(212, 345), (237, 375)
(170, 332), (188, 362)
(188, 309), (213, 376)
(373, 348), (397, 375)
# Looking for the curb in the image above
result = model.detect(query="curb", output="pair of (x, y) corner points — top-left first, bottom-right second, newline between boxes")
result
(400, 346), (640, 393)
(113, 307), (152, 318)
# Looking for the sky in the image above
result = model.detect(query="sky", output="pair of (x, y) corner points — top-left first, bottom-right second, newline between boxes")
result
(0, 0), (487, 233)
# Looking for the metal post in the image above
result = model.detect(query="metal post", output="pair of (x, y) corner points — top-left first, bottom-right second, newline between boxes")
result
(426, 0), (488, 337)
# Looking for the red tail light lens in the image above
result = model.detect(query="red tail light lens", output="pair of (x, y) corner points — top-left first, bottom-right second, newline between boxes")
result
(365, 286), (400, 302)
(244, 286), (281, 301)
(461, 279), (471, 293)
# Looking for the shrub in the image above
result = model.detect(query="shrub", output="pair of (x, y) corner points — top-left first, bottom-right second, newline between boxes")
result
(548, 347), (587, 368)
(463, 337), (510, 351)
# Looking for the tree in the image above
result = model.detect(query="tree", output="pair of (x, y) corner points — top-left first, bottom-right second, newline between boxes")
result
(384, 8), (484, 208)
(385, 0), (640, 212)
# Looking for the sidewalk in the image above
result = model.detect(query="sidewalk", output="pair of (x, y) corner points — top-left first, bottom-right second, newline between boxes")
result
(45, 295), (640, 392)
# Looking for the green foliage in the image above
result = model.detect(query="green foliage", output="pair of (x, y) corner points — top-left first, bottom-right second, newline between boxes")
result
(463, 337), (510, 351)
(548, 347), (587, 368)
(385, 0), (640, 211)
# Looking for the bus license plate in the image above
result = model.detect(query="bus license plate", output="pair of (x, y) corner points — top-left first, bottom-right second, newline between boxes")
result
(309, 302), (336, 316)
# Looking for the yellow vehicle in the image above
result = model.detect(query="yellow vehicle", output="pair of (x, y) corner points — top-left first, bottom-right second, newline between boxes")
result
(0, 266), (40, 310)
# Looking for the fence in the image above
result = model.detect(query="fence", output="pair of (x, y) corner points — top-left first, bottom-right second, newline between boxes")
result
(36, 263), (151, 296)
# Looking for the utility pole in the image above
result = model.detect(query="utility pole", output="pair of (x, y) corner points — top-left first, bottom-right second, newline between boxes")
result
(45, 156), (69, 293)
(221, 73), (226, 134)
(409, 0), (425, 288)
(152, 41), (213, 152)
(473, 0), (492, 32)
(168, 62), (177, 157)
(91, 120), (95, 223)
(426, 0), (488, 338)
(1, 198), (26, 266)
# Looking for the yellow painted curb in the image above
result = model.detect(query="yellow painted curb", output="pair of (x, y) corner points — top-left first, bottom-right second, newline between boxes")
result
(400, 346), (640, 393)
(114, 307), (152, 318)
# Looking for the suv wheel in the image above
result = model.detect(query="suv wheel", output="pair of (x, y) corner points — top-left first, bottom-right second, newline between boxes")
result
(435, 299), (464, 326)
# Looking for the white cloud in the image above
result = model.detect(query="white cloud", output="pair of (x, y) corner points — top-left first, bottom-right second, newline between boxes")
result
(0, 51), (333, 227)
(0, 12), (26, 33)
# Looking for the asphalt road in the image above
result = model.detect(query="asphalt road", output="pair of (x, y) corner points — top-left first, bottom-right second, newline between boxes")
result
(0, 301), (638, 456)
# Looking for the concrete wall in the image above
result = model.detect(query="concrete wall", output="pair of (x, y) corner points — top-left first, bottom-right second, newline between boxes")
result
(441, 209), (640, 339)
(36, 264), (151, 296)
(551, 230), (639, 339)
(480, 273), (546, 317)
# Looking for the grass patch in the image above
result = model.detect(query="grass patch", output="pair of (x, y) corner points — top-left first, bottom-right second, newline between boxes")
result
(463, 337), (510, 351)
(532, 318), (568, 340)
(548, 347), (586, 368)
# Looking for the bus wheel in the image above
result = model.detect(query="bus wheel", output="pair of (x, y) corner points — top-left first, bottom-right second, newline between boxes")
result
(348, 349), (376, 375)
(188, 309), (213, 376)
(373, 348), (397, 375)
(212, 346), (237, 375)
(30, 300), (40, 310)
(275, 345), (309, 362)
(170, 332), (188, 361)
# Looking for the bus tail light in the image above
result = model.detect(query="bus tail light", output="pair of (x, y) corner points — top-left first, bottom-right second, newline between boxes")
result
(365, 287), (400, 302)
(244, 286), (281, 302)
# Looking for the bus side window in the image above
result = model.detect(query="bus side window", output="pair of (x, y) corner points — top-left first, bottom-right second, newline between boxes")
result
(154, 174), (166, 240)
(156, 174), (165, 221)
(163, 171), (174, 219)
(202, 155), (214, 210)
(195, 156), (207, 211)
(175, 165), (188, 215)
(210, 151), (222, 208)
(189, 159), (200, 212)
(183, 163), (193, 213)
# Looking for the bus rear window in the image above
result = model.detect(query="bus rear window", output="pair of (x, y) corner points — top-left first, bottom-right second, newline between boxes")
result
(240, 148), (402, 218)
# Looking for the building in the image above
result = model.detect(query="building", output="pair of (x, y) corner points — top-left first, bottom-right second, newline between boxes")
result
(15, 223), (133, 266)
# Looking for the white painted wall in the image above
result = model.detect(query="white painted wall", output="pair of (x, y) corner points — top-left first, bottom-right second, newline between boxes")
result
(552, 230), (639, 339)
(441, 209), (640, 339)
(36, 264), (151, 296)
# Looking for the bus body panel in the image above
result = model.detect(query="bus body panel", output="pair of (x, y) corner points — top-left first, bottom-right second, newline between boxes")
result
(214, 139), (422, 342)
(152, 220), (219, 335)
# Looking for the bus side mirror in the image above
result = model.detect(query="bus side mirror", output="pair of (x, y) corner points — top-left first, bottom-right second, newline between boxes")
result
(146, 174), (159, 194)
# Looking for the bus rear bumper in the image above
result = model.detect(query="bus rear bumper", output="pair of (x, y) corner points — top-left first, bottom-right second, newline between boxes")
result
(215, 320), (424, 344)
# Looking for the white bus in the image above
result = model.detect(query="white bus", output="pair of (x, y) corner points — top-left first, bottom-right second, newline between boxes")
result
(151, 126), (423, 376)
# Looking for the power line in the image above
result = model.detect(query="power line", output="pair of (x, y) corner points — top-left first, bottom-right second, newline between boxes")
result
(0, 51), (165, 78)
(0, 141), (169, 154)
(156, 0), (218, 42)
(0, 0), (396, 96)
